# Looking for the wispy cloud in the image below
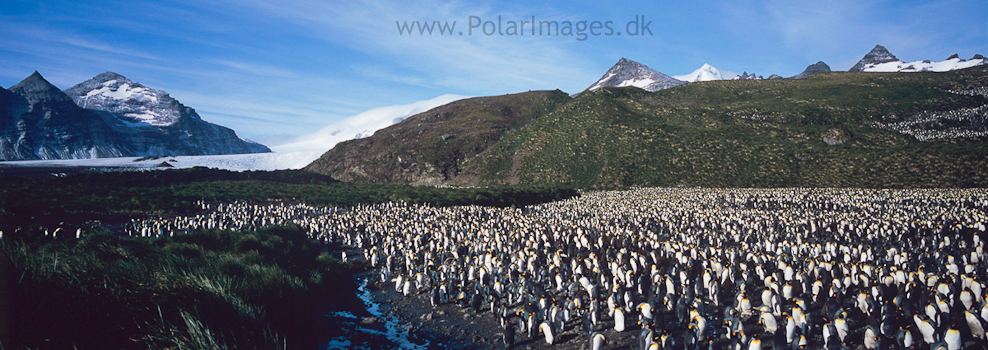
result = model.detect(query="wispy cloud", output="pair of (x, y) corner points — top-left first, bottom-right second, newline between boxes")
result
(0, 23), (159, 60)
(235, 0), (601, 94)
(213, 60), (298, 78)
(164, 89), (362, 129)
(273, 94), (468, 153)
(351, 63), (429, 87)
(60, 37), (159, 60)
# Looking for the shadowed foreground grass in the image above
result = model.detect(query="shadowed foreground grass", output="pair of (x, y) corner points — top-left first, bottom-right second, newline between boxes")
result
(0, 225), (356, 350)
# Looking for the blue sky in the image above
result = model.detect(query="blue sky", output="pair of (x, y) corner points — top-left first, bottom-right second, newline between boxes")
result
(1, 0), (985, 147)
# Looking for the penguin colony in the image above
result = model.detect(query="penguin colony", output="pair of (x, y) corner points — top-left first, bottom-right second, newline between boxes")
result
(116, 187), (988, 349)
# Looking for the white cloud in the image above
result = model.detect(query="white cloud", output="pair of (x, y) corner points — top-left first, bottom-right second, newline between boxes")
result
(272, 93), (468, 154)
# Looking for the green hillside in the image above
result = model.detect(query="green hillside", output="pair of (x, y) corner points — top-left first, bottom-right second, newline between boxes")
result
(304, 90), (570, 185)
(308, 68), (988, 188)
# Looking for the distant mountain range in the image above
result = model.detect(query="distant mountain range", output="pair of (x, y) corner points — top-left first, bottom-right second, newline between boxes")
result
(304, 44), (988, 188)
(850, 44), (987, 72)
(0, 71), (269, 161)
(583, 45), (985, 93)
(733, 72), (783, 80)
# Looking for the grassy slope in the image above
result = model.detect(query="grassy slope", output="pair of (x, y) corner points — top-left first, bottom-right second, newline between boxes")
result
(463, 69), (988, 188)
(304, 90), (572, 185)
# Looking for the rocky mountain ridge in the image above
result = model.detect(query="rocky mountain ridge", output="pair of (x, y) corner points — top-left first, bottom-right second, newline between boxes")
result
(0, 71), (269, 161)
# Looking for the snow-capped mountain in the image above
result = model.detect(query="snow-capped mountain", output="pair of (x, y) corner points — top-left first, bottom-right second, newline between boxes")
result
(0, 71), (270, 161)
(584, 58), (685, 92)
(790, 61), (832, 79)
(66, 72), (184, 127)
(673, 64), (726, 82)
(849, 45), (899, 72)
(850, 45), (987, 72)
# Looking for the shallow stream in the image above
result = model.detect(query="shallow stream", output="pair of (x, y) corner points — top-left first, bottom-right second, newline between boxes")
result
(321, 276), (434, 350)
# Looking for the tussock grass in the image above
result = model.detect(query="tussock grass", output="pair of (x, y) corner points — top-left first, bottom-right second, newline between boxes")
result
(0, 225), (354, 350)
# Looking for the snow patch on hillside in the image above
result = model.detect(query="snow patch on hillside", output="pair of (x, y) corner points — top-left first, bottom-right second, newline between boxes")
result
(862, 57), (987, 72)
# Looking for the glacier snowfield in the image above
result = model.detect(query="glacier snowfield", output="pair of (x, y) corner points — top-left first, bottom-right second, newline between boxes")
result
(0, 151), (324, 172)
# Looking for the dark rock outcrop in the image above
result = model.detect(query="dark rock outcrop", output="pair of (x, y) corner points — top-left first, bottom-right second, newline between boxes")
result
(790, 61), (832, 79)
(849, 45), (899, 72)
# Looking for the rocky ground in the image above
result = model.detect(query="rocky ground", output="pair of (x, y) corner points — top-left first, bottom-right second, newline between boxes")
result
(364, 273), (663, 350)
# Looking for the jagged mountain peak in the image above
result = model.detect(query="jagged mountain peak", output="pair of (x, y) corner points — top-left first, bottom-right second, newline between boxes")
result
(866, 45), (897, 59)
(584, 58), (685, 93)
(869, 44), (893, 55)
(850, 45), (900, 72)
(8, 71), (74, 105)
(12, 71), (60, 93)
(609, 57), (650, 72)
